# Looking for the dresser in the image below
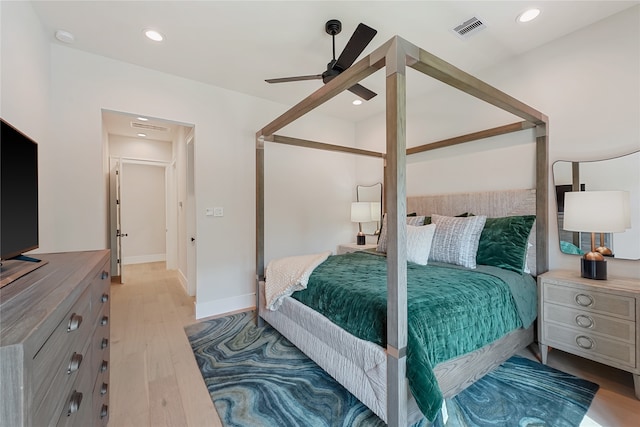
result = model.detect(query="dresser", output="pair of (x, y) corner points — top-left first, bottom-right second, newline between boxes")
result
(538, 270), (640, 399)
(0, 250), (111, 426)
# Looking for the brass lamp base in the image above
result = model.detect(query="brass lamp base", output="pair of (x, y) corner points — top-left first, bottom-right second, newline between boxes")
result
(581, 257), (607, 280)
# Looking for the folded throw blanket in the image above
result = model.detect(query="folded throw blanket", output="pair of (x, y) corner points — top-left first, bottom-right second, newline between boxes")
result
(265, 251), (331, 311)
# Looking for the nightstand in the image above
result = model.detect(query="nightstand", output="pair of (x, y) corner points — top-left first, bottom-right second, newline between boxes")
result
(538, 270), (640, 399)
(337, 243), (377, 255)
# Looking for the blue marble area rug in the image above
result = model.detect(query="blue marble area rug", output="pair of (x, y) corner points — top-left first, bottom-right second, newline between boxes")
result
(185, 311), (599, 427)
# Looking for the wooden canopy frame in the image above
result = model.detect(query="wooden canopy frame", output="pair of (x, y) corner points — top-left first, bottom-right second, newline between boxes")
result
(256, 36), (549, 427)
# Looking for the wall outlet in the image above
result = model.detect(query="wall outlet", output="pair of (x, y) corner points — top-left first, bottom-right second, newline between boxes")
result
(213, 207), (224, 217)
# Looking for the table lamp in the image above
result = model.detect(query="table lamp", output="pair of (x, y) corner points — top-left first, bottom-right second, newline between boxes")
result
(351, 202), (373, 245)
(563, 190), (630, 280)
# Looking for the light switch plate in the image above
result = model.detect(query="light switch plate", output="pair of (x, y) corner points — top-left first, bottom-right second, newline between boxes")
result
(205, 208), (214, 216)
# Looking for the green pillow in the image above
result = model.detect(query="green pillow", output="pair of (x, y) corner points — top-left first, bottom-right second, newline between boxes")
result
(476, 215), (536, 274)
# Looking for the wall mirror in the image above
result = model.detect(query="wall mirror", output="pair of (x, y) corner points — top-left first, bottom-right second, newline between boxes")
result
(553, 150), (639, 260)
(356, 183), (382, 235)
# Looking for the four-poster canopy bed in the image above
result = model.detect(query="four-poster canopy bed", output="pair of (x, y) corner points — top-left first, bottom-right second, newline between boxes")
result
(256, 36), (549, 426)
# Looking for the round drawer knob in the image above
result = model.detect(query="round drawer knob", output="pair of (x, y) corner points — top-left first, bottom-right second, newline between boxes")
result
(100, 360), (109, 373)
(576, 335), (596, 350)
(101, 270), (109, 280)
(67, 391), (83, 416)
(575, 314), (595, 329)
(101, 293), (109, 303)
(100, 382), (109, 395)
(100, 404), (109, 419)
(67, 352), (83, 374)
(101, 338), (109, 349)
(100, 316), (109, 326)
(575, 293), (594, 307)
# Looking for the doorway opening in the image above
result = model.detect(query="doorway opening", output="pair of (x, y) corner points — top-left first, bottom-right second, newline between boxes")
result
(103, 110), (196, 296)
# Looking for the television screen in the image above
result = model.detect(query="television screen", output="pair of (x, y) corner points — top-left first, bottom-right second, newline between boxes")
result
(1, 119), (39, 260)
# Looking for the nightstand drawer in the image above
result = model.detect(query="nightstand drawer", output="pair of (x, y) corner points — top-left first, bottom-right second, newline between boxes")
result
(543, 323), (636, 369)
(544, 303), (635, 343)
(543, 282), (635, 320)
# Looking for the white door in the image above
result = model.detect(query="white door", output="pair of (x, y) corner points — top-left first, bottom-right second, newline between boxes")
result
(186, 133), (196, 296)
(109, 157), (123, 280)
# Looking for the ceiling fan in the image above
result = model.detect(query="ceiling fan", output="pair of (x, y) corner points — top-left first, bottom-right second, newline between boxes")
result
(265, 19), (378, 100)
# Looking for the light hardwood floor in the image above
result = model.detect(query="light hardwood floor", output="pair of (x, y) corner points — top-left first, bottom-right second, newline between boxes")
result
(110, 262), (640, 426)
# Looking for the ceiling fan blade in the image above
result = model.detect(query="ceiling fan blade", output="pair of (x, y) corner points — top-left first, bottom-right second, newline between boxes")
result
(334, 23), (377, 71)
(265, 74), (322, 84)
(348, 84), (377, 101)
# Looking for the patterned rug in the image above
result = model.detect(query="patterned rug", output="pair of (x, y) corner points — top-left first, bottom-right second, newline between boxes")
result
(185, 311), (599, 427)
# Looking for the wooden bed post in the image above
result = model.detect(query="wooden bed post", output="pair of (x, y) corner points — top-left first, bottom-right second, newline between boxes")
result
(535, 123), (549, 275)
(385, 37), (408, 427)
(256, 134), (265, 327)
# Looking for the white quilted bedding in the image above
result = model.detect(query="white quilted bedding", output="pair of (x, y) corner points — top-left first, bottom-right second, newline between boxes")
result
(258, 281), (424, 424)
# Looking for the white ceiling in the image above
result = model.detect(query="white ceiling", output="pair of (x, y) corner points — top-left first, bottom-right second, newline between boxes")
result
(32, 0), (639, 130)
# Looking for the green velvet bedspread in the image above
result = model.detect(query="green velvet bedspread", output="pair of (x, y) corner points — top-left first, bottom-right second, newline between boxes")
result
(291, 251), (537, 422)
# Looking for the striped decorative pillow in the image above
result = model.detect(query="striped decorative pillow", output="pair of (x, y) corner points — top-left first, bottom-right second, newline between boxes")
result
(429, 214), (487, 268)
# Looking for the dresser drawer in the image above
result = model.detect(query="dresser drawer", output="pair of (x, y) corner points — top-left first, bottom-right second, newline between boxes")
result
(543, 282), (635, 320)
(31, 286), (93, 425)
(543, 322), (636, 369)
(543, 303), (635, 343)
(55, 356), (95, 427)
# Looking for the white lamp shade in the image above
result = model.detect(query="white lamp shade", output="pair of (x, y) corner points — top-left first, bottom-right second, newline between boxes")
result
(351, 202), (373, 222)
(370, 202), (382, 221)
(563, 190), (630, 233)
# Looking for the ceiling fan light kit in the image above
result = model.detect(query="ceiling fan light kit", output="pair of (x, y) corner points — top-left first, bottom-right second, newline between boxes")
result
(266, 19), (378, 101)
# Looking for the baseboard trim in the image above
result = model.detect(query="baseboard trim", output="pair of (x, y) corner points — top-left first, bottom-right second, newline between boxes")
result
(195, 293), (255, 320)
(122, 254), (166, 265)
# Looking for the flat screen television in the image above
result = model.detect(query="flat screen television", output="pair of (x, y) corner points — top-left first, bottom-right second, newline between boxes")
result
(1, 118), (45, 287)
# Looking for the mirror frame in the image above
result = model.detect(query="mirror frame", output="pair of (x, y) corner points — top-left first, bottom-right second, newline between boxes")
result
(552, 150), (639, 260)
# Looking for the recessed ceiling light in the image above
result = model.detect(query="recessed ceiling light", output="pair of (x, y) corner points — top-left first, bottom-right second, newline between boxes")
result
(137, 133), (147, 137)
(144, 29), (164, 42)
(517, 8), (541, 23)
(137, 117), (148, 121)
(55, 29), (75, 44)
(352, 99), (363, 106)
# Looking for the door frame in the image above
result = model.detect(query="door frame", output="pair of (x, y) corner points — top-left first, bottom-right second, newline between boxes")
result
(109, 156), (172, 281)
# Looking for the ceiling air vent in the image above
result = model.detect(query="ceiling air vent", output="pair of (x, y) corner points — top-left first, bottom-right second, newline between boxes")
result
(130, 121), (170, 132)
(452, 16), (486, 39)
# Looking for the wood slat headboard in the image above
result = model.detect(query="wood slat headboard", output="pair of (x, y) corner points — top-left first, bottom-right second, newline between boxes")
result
(407, 189), (537, 276)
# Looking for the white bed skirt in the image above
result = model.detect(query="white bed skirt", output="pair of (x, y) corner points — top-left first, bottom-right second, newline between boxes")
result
(258, 281), (425, 425)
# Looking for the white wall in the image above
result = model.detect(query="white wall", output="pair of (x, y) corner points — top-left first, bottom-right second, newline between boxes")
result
(120, 162), (166, 264)
(355, 6), (640, 278)
(108, 134), (173, 162)
(1, 1), (357, 318)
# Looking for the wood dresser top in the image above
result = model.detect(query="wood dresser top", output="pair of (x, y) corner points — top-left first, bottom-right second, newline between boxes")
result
(0, 250), (109, 348)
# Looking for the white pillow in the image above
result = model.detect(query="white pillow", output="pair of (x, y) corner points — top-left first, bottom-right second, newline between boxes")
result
(429, 214), (487, 268)
(407, 224), (437, 265)
(377, 214), (426, 253)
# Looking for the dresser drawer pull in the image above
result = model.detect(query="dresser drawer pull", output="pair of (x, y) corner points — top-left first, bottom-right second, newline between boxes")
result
(100, 404), (109, 419)
(575, 314), (595, 329)
(101, 270), (109, 280)
(67, 352), (83, 374)
(100, 316), (109, 326)
(67, 391), (83, 416)
(67, 313), (83, 332)
(100, 360), (109, 373)
(576, 335), (596, 350)
(101, 293), (109, 303)
(100, 382), (109, 395)
(101, 338), (109, 349)
(575, 293), (594, 307)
